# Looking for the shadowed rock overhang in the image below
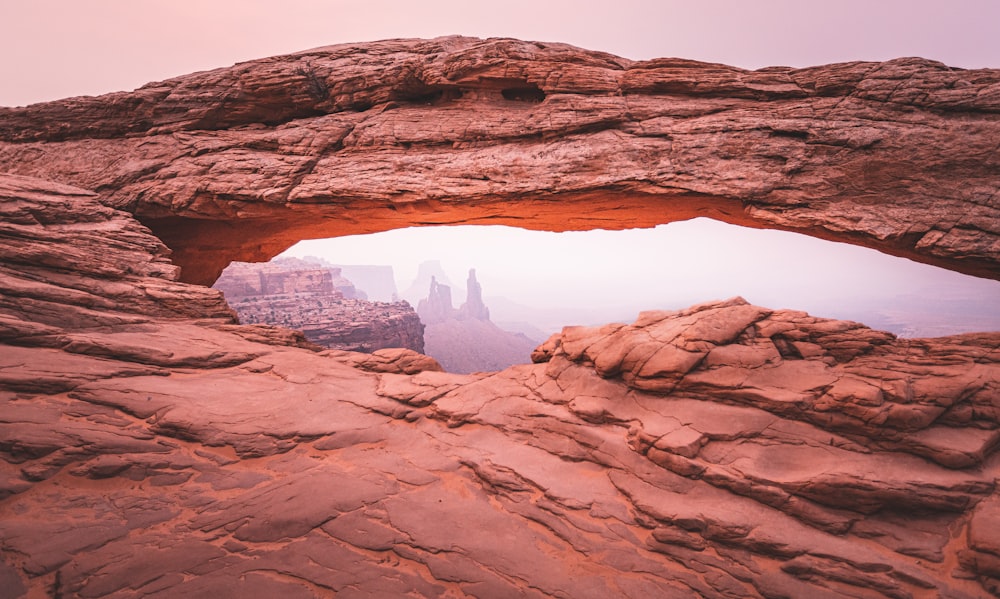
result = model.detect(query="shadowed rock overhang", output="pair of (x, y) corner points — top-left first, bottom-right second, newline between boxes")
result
(0, 35), (998, 285)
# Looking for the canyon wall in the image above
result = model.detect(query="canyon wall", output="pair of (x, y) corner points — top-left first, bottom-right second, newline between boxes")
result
(215, 260), (424, 353)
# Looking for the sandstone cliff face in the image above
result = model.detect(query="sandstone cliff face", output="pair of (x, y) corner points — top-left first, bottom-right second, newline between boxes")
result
(0, 37), (997, 285)
(1, 174), (999, 597)
(214, 261), (342, 299)
(214, 260), (425, 353)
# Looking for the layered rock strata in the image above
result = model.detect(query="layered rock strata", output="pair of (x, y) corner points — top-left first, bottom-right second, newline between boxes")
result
(0, 37), (997, 285)
(215, 262), (342, 299)
(1, 175), (998, 597)
(214, 260), (424, 353)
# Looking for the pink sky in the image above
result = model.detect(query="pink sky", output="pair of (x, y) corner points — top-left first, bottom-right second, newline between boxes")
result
(2, 0), (999, 106)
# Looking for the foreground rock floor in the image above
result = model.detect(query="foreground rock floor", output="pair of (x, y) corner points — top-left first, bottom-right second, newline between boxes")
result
(2, 175), (1000, 598)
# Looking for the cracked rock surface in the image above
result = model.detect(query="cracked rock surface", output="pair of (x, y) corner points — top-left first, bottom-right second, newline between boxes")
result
(2, 174), (999, 597)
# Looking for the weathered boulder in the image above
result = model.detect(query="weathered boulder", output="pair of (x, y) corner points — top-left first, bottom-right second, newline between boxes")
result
(0, 37), (997, 285)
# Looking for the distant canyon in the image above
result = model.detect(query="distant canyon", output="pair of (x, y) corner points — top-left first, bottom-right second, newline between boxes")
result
(214, 257), (540, 373)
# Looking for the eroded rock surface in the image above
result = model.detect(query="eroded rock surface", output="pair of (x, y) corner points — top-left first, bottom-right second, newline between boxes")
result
(2, 174), (1000, 597)
(0, 37), (998, 284)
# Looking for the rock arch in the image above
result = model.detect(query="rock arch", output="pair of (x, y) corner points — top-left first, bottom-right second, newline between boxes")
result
(1, 36), (998, 286)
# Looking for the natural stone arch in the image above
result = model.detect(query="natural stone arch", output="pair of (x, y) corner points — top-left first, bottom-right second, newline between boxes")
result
(0, 36), (997, 285)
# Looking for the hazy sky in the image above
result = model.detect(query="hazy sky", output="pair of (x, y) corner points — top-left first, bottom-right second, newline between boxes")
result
(4, 0), (1000, 106)
(3, 1), (999, 331)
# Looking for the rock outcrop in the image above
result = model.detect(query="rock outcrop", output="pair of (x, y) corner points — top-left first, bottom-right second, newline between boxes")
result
(0, 36), (998, 285)
(417, 269), (539, 373)
(214, 260), (425, 353)
(2, 37), (1000, 598)
(415, 276), (456, 325)
(2, 174), (999, 597)
(402, 260), (456, 306)
(214, 258), (357, 299)
(458, 268), (490, 321)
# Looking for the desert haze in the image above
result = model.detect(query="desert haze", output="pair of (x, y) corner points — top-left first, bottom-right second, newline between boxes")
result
(281, 219), (1000, 339)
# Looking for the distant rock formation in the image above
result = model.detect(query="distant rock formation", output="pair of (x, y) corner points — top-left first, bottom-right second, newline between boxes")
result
(216, 257), (362, 299)
(416, 276), (455, 325)
(457, 268), (489, 321)
(289, 256), (400, 302)
(215, 261), (424, 353)
(422, 318), (540, 374)
(401, 260), (458, 306)
(416, 268), (538, 373)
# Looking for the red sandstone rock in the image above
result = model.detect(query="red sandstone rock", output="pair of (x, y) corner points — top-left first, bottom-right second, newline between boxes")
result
(3, 174), (996, 596)
(324, 347), (443, 375)
(0, 37), (997, 285)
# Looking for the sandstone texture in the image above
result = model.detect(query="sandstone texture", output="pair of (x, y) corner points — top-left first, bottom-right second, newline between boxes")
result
(214, 259), (425, 353)
(2, 36), (1000, 598)
(0, 37), (997, 285)
(2, 173), (1000, 598)
(215, 257), (362, 299)
(418, 270), (539, 373)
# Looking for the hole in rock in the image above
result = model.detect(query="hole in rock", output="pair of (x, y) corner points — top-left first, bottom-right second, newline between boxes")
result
(501, 84), (546, 102)
(212, 219), (1000, 375)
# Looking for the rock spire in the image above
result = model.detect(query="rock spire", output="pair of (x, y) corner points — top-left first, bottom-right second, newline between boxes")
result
(458, 268), (490, 321)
